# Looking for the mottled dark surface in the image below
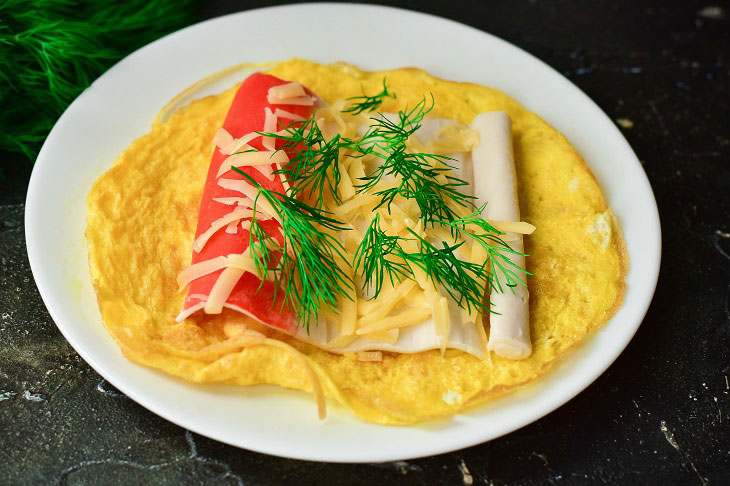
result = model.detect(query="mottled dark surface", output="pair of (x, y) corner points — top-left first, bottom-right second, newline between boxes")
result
(1, 1), (729, 484)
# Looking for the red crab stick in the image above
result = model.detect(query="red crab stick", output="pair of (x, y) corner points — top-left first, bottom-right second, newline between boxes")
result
(176, 73), (317, 331)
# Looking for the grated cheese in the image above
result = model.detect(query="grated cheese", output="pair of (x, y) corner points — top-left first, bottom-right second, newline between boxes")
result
(357, 351), (383, 362)
(488, 220), (535, 235)
(356, 307), (432, 335)
(204, 266), (245, 314)
(360, 328), (400, 344)
(267, 94), (316, 106)
(217, 179), (281, 224)
(212, 196), (255, 206)
(337, 160), (356, 202)
(253, 163), (275, 181)
(263, 336), (328, 419)
(225, 220), (239, 234)
(332, 194), (381, 220)
(192, 208), (256, 253)
(357, 280), (417, 321)
(262, 107), (277, 151)
(274, 108), (306, 122)
(268, 81), (306, 99)
(213, 127), (234, 150)
(178, 256), (229, 290)
(324, 334), (358, 349)
(177, 250), (260, 291)
(216, 150), (289, 177)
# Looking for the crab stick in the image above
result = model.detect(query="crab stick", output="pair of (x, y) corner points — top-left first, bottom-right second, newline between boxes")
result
(176, 73), (316, 331)
(471, 111), (531, 360)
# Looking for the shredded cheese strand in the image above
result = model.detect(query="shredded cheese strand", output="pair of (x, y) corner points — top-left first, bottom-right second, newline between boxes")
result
(267, 94), (316, 106)
(202, 328), (327, 419)
(262, 107), (277, 151)
(217, 179), (281, 224)
(212, 196), (254, 206)
(357, 351), (383, 362)
(216, 151), (289, 177)
(488, 220), (536, 235)
(192, 208), (256, 253)
(204, 266), (245, 314)
(274, 108), (306, 122)
(359, 328), (400, 344)
(261, 337), (327, 419)
(177, 251), (262, 291)
(268, 81), (306, 99)
(357, 280), (417, 321)
(356, 307), (432, 335)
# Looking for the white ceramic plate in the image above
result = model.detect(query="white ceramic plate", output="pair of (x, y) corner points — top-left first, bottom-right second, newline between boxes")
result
(25, 3), (660, 462)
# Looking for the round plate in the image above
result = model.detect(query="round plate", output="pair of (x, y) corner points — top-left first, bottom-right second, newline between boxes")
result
(25, 3), (660, 462)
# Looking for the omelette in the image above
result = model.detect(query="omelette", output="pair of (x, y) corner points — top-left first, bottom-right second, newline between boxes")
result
(86, 59), (626, 424)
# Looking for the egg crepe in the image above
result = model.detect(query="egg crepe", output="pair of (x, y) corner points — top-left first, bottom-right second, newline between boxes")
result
(86, 59), (626, 424)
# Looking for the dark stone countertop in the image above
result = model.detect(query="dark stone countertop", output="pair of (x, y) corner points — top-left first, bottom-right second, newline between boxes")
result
(1, 1), (729, 484)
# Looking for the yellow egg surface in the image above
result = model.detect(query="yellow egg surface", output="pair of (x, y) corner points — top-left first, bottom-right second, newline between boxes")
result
(86, 59), (627, 424)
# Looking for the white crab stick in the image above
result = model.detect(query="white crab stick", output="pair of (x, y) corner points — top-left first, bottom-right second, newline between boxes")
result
(316, 117), (484, 358)
(471, 112), (531, 360)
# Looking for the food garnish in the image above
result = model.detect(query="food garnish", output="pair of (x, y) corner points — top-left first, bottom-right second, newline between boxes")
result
(260, 85), (530, 323)
(235, 168), (352, 331)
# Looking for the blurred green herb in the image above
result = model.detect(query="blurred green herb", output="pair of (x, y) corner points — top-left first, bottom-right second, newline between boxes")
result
(0, 0), (199, 165)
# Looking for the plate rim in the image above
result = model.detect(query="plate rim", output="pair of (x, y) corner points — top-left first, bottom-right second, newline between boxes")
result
(25, 2), (661, 463)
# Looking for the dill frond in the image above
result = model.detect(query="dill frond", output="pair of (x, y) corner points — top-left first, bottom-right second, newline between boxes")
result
(265, 116), (342, 207)
(436, 206), (532, 294)
(353, 96), (476, 225)
(341, 78), (396, 115)
(234, 168), (352, 330)
(0, 0), (198, 163)
(353, 213), (413, 298)
(400, 229), (492, 313)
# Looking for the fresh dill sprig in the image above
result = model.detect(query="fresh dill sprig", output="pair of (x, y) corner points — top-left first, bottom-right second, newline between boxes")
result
(400, 229), (492, 313)
(341, 78), (396, 115)
(353, 96), (475, 225)
(360, 96), (431, 142)
(0, 0), (198, 163)
(360, 147), (472, 226)
(435, 206), (531, 293)
(352, 221), (493, 313)
(264, 116), (342, 206)
(256, 90), (530, 319)
(233, 167), (352, 330)
(353, 213), (413, 298)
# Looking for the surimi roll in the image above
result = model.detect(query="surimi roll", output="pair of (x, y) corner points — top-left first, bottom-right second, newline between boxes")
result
(471, 112), (532, 360)
(176, 73), (317, 331)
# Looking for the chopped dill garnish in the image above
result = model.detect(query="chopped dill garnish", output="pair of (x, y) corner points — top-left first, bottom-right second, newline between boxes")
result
(353, 207), (530, 308)
(360, 95), (431, 141)
(263, 117), (342, 207)
(353, 97), (476, 225)
(435, 206), (532, 293)
(233, 168), (352, 330)
(353, 214), (412, 298)
(250, 87), (530, 322)
(341, 78), (396, 115)
(359, 147), (472, 226)
(353, 221), (490, 313)
(400, 229), (492, 313)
